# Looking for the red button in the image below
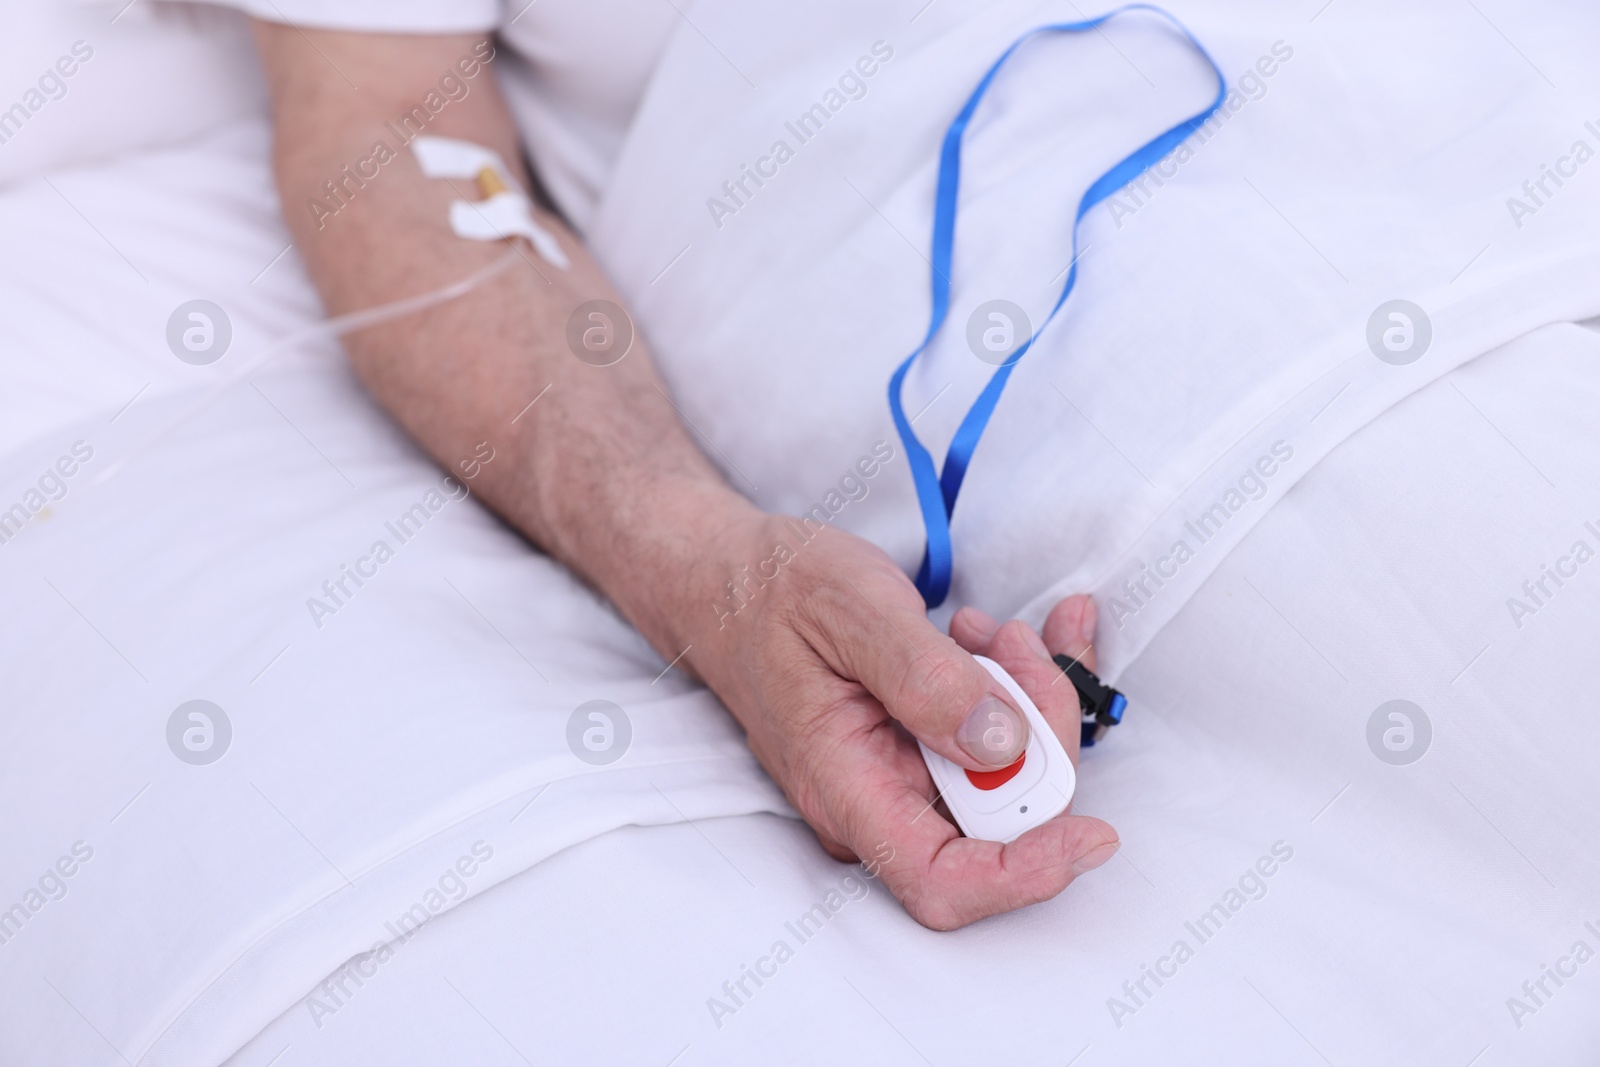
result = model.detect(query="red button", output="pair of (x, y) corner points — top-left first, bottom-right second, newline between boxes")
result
(964, 752), (1026, 791)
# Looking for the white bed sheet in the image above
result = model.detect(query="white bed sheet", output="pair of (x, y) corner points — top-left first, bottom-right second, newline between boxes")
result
(221, 320), (1600, 1067)
(0, 5), (1597, 1064)
(0, 122), (791, 1067)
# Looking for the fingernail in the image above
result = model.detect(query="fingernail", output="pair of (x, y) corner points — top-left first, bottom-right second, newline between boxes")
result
(1071, 839), (1119, 876)
(960, 606), (1000, 642)
(957, 696), (1029, 767)
(1077, 596), (1098, 646)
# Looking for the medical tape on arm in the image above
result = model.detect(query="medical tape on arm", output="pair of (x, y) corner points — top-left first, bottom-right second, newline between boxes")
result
(410, 135), (571, 269)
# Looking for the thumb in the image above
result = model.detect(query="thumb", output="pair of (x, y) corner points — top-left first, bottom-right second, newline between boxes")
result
(808, 567), (1030, 771)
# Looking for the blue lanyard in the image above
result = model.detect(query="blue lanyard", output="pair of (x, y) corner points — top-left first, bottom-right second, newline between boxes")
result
(888, 5), (1226, 609)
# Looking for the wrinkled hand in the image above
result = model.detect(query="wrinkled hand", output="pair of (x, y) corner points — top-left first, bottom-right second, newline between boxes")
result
(681, 512), (1119, 930)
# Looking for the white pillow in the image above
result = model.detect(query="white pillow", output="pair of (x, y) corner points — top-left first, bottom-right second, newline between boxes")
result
(0, 0), (265, 188)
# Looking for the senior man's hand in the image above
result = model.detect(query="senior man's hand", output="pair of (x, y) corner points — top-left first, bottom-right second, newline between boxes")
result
(664, 509), (1119, 930)
(252, 23), (1116, 931)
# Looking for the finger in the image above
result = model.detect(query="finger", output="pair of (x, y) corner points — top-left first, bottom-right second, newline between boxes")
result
(799, 676), (1119, 930)
(975, 620), (1080, 760)
(902, 813), (1120, 930)
(949, 605), (1000, 652)
(1043, 594), (1098, 675)
(837, 752), (1119, 930)
(949, 612), (1078, 757)
(1043, 595), (1102, 766)
(801, 566), (1029, 770)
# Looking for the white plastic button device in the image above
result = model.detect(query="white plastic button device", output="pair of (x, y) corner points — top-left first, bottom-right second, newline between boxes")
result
(918, 656), (1076, 843)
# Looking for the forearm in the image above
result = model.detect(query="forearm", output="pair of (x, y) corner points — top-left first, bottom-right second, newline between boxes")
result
(249, 23), (1118, 929)
(253, 23), (755, 658)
